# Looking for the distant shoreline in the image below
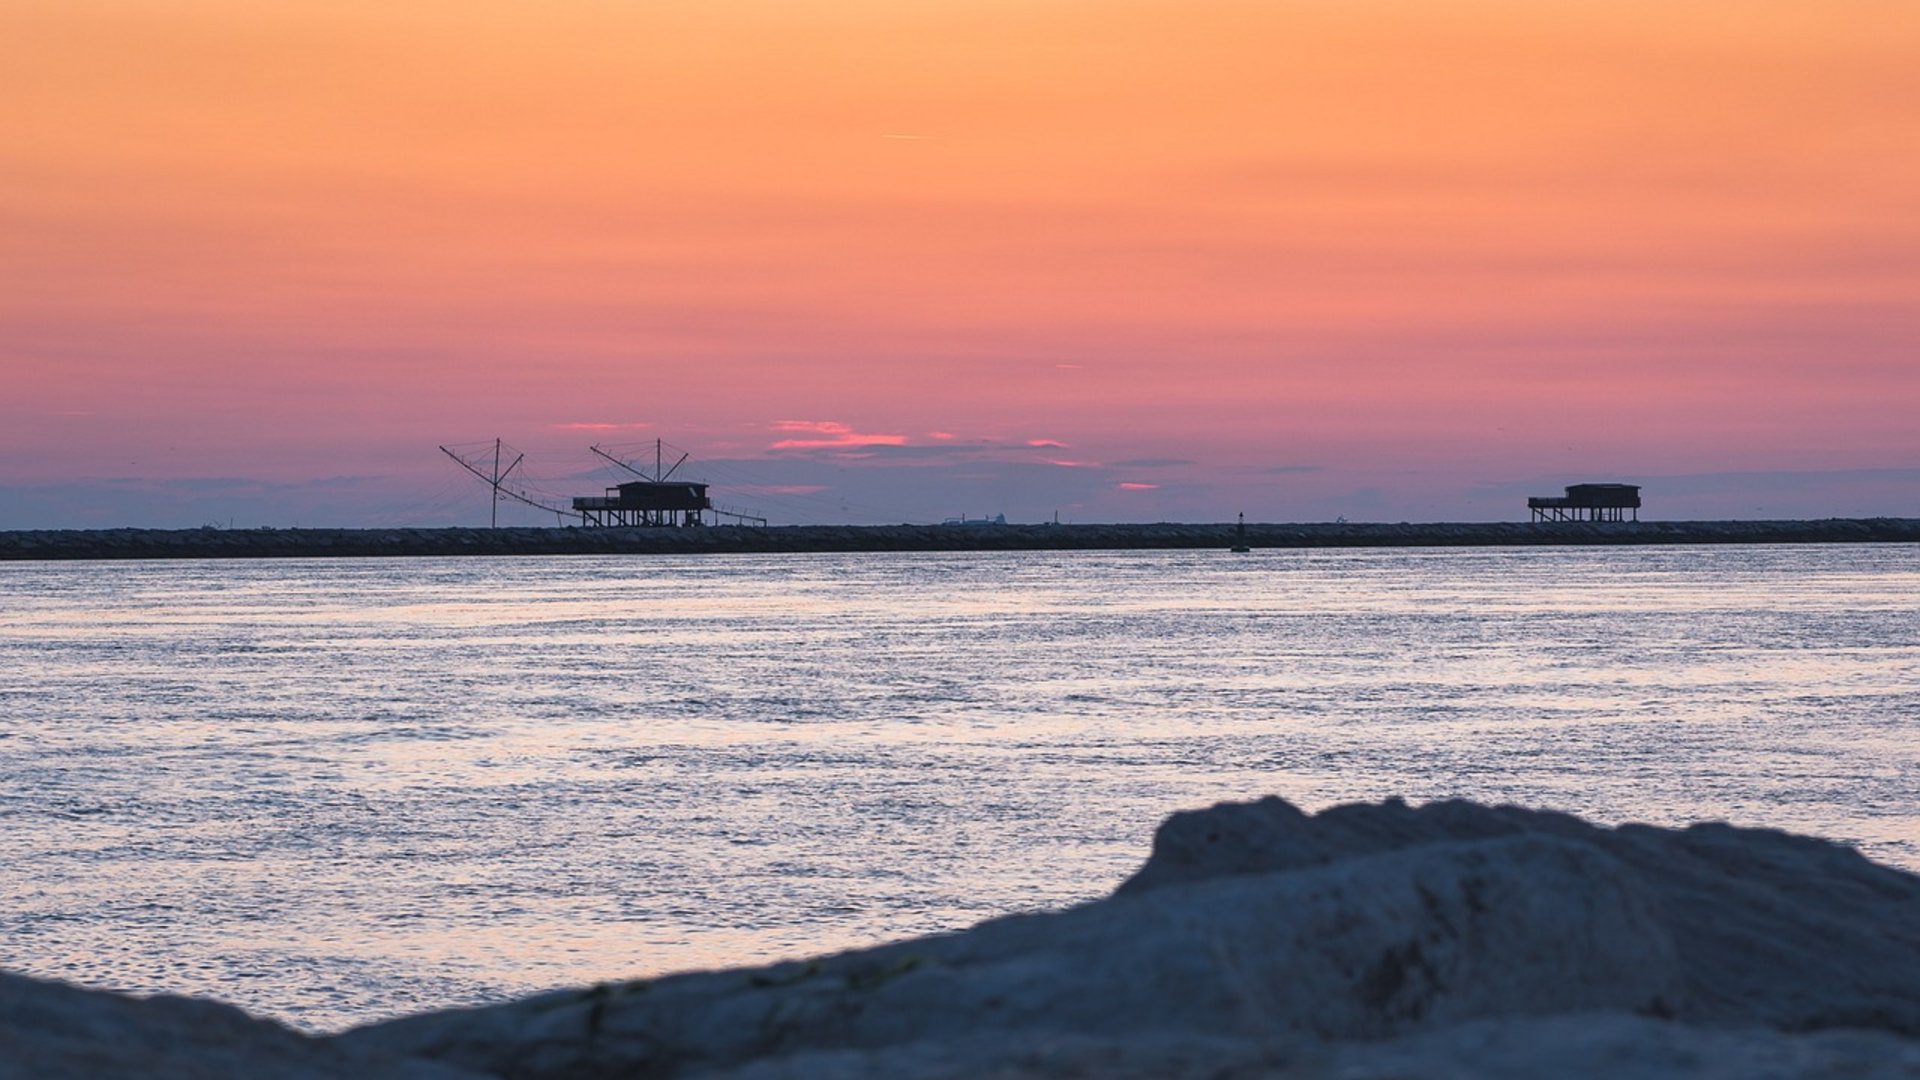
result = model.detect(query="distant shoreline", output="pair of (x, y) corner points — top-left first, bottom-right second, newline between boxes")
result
(1, 518), (1916, 561)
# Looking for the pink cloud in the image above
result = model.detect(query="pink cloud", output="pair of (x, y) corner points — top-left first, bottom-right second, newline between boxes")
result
(733, 483), (829, 495)
(1046, 459), (1093, 468)
(928, 431), (957, 441)
(1117, 482), (1160, 491)
(1027, 438), (1069, 448)
(770, 419), (909, 450)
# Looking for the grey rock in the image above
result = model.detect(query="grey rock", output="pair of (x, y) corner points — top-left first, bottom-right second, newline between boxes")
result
(12, 796), (1920, 1079)
(0, 971), (480, 1080)
(696, 1015), (1920, 1080)
(340, 834), (1680, 1078)
(1299, 1013), (1920, 1080)
(1122, 796), (1920, 1033)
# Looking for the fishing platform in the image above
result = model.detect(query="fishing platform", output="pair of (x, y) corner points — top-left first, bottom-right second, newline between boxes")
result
(572, 480), (712, 527)
(438, 437), (766, 527)
(1527, 483), (1642, 523)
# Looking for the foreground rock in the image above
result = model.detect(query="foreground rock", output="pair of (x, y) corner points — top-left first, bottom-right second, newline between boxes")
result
(0, 970), (478, 1080)
(342, 834), (1679, 1076)
(1123, 797), (1920, 1034)
(10, 797), (1920, 1077)
(337, 797), (1920, 1078)
(689, 1016), (1920, 1079)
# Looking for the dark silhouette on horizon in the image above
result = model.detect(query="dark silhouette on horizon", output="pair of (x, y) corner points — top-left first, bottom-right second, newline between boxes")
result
(1528, 483), (1642, 523)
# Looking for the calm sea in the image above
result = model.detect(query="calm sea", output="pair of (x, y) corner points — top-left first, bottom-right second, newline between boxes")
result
(2, 545), (1916, 1031)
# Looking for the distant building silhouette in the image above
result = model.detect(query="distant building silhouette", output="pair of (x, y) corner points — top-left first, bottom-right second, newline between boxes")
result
(1528, 483), (1641, 523)
(573, 480), (711, 527)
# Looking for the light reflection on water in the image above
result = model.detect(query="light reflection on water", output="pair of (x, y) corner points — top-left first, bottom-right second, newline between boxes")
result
(1, 544), (1916, 1031)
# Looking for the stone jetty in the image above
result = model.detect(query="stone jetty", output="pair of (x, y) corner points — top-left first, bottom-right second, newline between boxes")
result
(2, 517), (1917, 560)
(8, 796), (1920, 1078)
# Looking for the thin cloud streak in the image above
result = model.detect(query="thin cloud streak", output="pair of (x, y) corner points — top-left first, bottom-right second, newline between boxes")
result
(769, 420), (910, 451)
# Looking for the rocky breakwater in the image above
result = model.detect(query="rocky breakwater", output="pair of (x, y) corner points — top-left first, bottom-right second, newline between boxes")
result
(10, 797), (1920, 1078)
(4, 517), (1920, 560)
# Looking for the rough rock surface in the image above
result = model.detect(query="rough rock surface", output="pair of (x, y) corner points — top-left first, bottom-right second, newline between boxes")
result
(1121, 797), (1920, 1034)
(0, 970), (478, 1080)
(339, 834), (1681, 1077)
(337, 796), (1920, 1079)
(690, 1015), (1920, 1079)
(10, 797), (1920, 1078)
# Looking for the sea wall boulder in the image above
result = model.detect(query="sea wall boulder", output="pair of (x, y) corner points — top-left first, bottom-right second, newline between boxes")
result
(9, 796), (1920, 1078)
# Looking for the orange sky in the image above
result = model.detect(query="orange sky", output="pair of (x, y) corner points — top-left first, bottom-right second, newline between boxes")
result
(3, 0), (1916, 524)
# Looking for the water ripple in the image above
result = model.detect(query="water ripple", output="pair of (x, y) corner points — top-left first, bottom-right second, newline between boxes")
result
(0, 544), (1916, 1031)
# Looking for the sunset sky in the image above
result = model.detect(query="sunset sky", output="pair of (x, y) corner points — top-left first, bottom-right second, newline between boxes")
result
(4, 0), (1916, 526)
